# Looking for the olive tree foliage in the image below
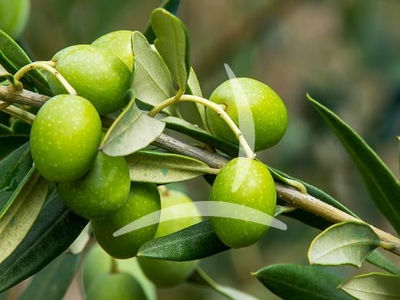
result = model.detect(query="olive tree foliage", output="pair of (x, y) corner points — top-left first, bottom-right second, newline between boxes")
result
(1, 1), (400, 299)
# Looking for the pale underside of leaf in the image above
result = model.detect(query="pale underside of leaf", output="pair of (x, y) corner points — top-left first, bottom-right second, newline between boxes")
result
(0, 171), (49, 263)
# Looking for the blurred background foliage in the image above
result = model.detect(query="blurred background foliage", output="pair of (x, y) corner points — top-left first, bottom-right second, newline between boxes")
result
(11, 0), (400, 299)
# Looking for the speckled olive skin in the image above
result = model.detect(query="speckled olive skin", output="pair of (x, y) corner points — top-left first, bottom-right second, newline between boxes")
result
(209, 157), (276, 248)
(30, 95), (102, 182)
(205, 77), (288, 152)
(138, 189), (201, 287)
(57, 152), (130, 219)
(91, 182), (161, 259)
(48, 44), (132, 115)
(92, 30), (135, 71)
(0, 0), (30, 38)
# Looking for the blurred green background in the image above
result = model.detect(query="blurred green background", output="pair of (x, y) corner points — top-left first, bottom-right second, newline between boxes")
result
(10, 0), (400, 299)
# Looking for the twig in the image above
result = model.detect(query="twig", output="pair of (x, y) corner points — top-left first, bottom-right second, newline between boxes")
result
(2, 86), (400, 256)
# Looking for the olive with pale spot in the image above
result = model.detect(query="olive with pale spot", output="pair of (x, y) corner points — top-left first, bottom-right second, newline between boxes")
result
(91, 182), (161, 258)
(30, 94), (102, 182)
(47, 44), (132, 115)
(209, 157), (276, 248)
(57, 151), (130, 219)
(205, 77), (288, 152)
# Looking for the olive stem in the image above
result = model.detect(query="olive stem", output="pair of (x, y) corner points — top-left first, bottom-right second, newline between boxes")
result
(0, 85), (50, 107)
(149, 94), (256, 159)
(0, 101), (35, 124)
(13, 61), (77, 96)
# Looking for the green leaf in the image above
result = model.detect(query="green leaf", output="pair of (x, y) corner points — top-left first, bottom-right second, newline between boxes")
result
(0, 194), (88, 293)
(308, 221), (380, 267)
(187, 67), (209, 130)
(151, 8), (190, 90)
(144, 0), (181, 44)
(163, 116), (239, 156)
(126, 150), (215, 184)
(0, 142), (32, 218)
(253, 264), (353, 300)
(100, 94), (165, 157)
(308, 95), (400, 235)
(19, 253), (81, 300)
(339, 272), (400, 300)
(138, 220), (229, 261)
(132, 31), (177, 115)
(190, 267), (258, 300)
(0, 30), (51, 95)
(0, 170), (49, 264)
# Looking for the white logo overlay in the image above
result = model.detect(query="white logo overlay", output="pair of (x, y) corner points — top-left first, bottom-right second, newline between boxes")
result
(113, 201), (287, 237)
(113, 65), (288, 238)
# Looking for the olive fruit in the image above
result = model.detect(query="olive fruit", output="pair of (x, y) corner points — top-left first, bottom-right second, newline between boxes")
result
(82, 243), (114, 290)
(0, 0), (30, 39)
(209, 157), (276, 248)
(57, 152), (130, 219)
(138, 189), (202, 287)
(30, 94), (101, 182)
(47, 44), (132, 115)
(85, 271), (146, 300)
(205, 77), (288, 151)
(82, 243), (156, 300)
(92, 30), (134, 71)
(91, 182), (161, 259)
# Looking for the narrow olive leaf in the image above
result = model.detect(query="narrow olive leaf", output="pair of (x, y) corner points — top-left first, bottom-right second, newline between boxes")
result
(132, 31), (177, 116)
(101, 95), (165, 157)
(270, 168), (400, 274)
(163, 116), (239, 156)
(308, 221), (380, 267)
(187, 67), (209, 130)
(340, 272), (400, 300)
(397, 136), (400, 175)
(19, 253), (81, 300)
(253, 264), (353, 300)
(0, 194), (88, 293)
(189, 268), (258, 300)
(143, 0), (181, 44)
(0, 30), (51, 95)
(126, 150), (215, 183)
(151, 8), (190, 90)
(0, 142), (32, 218)
(0, 171), (49, 263)
(137, 220), (229, 261)
(308, 95), (400, 235)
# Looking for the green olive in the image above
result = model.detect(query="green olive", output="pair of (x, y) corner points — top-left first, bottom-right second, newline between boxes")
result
(85, 271), (146, 300)
(57, 152), (130, 219)
(206, 77), (288, 151)
(91, 182), (161, 259)
(48, 44), (132, 115)
(209, 157), (276, 248)
(138, 189), (201, 287)
(30, 94), (102, 182)
(92, 30), (135, 71)
(0, 0), (30, 39)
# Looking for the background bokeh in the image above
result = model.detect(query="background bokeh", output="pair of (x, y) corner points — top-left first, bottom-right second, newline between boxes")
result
(10, 0), (400, 299)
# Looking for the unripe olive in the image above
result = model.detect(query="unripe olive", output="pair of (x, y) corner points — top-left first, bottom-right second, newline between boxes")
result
(47, 44), (132, 115)
(138, 189), (201, 287)
(0, 0), (30, 39)
(209, 157), (276, 248)
(91, 182), (161, 259)
(57, 152), (130, 219)
(85, 272), (146, 300)
(92, 30), (135, 71)
(30, 94), (102, 182)
(206, 77), (288, 151)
